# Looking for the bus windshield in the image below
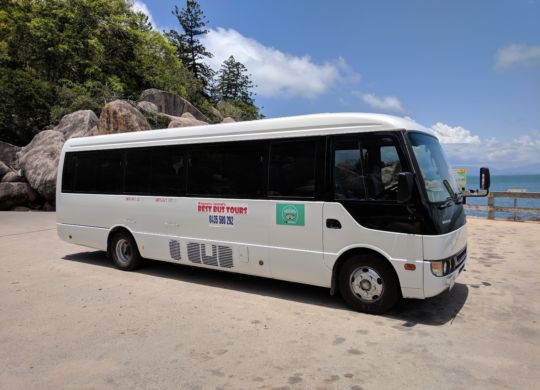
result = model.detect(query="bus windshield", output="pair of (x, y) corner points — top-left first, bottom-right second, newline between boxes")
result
(408, 132), (459, 203)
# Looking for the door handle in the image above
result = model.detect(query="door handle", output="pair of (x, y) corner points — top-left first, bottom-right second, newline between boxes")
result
(326, 219), (342, 229)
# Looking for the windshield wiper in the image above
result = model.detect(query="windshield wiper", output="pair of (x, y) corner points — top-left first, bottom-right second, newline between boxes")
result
(443, 179), (457, 202)
(438, 197), (454, 209)
(438, 179), (460, 209)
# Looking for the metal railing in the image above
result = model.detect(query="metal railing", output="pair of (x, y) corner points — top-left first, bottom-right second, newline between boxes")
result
(464, 191), (540, 220)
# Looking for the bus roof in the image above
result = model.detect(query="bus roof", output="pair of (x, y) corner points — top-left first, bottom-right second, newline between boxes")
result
(64, 112), (435, 151)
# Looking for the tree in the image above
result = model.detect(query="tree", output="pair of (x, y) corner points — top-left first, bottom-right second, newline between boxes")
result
(166, 0), (214, 90)
(214, 56), (255, 105)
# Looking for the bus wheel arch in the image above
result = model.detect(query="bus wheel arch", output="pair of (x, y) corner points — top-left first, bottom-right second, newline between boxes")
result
(331, 248), (402, 312)
(107, 226), (143, 270)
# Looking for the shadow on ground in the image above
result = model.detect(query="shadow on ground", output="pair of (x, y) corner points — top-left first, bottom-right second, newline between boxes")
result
(63, 251), (468, 326)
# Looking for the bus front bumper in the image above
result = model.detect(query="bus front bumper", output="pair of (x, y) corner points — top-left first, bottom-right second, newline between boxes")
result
(423, 247), (467, 298)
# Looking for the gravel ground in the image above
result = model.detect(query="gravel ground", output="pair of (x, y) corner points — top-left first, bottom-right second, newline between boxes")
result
(1, 212), (539, 389)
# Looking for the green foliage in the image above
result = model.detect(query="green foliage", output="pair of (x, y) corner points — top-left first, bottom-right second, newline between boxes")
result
(0, 0), (262, 145)
(217, 100), (262, 122)
(212, 55), (261, 121)
(0, 67), (54, 145)
(214, 55), (255, 105)
(143, 112), (172, 130)
(166, 0), (214, 90)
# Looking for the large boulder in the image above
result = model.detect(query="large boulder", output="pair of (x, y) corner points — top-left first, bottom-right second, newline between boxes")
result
(168, 112), (208, 128)
(0, 182), (38, 210)
(0, 141), (21, 170)
(222, 117), (236, 123)
(136, 100), (159, 114)
(96, 100), (151, 135)
(140, 89), (210, 123)
(17, 130), (65, 202)
(0, 161), (12, 179)
(54, 110), (98, 139)
(1, 171), (25, 183)
(211, 106), (224, 122)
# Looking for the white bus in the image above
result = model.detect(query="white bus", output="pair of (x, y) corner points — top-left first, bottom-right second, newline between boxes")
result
(56, 113), (490, 314)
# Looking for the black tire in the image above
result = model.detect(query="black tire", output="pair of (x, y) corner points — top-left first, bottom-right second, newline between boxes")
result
(110, 231), (143, 271)
(338, 253), (400, 314)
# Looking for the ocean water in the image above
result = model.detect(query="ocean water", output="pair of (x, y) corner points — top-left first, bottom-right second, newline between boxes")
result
(464, 174), (540, 220)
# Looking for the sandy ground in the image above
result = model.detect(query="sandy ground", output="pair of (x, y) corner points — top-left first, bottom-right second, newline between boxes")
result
(0, 212), (539, 390)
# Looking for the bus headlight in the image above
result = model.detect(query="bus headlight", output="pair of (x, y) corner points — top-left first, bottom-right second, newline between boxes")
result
(431, 259), (451, 277)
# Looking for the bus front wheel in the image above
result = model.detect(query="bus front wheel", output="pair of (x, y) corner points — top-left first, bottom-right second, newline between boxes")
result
(110, 231), (143, 271)
(338, 254), (399, 314)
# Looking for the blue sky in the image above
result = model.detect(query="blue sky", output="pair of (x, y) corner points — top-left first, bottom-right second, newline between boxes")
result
(134, 0), (540, 173)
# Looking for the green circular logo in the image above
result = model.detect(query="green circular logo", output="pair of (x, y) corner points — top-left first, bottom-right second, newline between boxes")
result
(282, 205), (298, 224)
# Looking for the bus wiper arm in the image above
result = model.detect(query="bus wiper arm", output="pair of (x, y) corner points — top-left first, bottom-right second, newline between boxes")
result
(443, 179), (457, 202)
(438, 197), (453, 209)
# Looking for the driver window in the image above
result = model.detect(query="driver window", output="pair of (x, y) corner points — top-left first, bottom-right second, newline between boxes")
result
(333, 139), (367, 200)
(362, 137), (404, 201)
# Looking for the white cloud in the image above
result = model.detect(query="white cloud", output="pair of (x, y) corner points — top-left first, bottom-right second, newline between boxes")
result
(132, 0), (156, 29)
(495, 43), (540, 69)
(441, 130), (540, 170)
(431, 122), (481, 144)
(201, 28), (359, 98)
(361, 93), (404, 112)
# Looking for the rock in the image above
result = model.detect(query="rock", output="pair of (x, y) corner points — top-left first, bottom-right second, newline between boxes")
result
(137, 100), (159, 114)
(54, 110), (98, 139)
(211, 107), (224, 122)
(0, 141), (21, 170)
(0, 182), (38, 210)
(10, 206), (30, 212)
(140, 89), (210, 123)
(222, 117), (236, 123)
(0, 161), (12, 179)
(1, 171), (25, 183)
(96, 100), (151, 135)
(42, 201), (55, 211)
(168, 113), (208, 128)
(17, 130), (65, 202)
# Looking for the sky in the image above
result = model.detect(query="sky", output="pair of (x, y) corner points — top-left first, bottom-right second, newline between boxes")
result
(133, 0), (540, 173)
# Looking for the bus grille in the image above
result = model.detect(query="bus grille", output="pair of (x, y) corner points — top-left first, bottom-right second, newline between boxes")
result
(218, 246), (233, 268)
(169, 240), (181, 260)
(202, 244), (219, 267)
(187, 242), (201, 263)
(185, 242), (234, 268)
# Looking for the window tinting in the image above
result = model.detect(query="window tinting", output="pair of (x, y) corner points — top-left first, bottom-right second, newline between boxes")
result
(72, 150), (123, 193)
(363, 137), (404, 201)
(268, 140), (317, 198)
(334, 139), (366, 200)
(125, 147), (185, 196)
(188, 142), (264, 197)
(62, 153), (76, 192)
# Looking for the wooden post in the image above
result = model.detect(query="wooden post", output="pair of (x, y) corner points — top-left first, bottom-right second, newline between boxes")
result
(487, 193), (495, 220)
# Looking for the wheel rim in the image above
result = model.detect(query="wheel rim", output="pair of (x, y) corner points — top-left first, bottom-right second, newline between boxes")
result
(115, 238), (132, 265)
(350, 267), (384, 302)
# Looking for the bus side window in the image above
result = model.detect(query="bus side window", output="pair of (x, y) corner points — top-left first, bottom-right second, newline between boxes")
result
(62, 153), (76, 192)
(188, 142), (264, 197)
(362, 137), (404, 201)
(268, 140), (317, 198)
(333, 139), (367, 200)
(96, 150), (123, 194)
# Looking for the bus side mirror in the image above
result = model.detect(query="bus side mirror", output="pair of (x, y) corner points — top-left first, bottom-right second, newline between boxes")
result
(480, 167), (490, 190)
(397, 172), (414, 203)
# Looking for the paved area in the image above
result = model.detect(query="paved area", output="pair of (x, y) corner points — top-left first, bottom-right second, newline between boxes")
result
(0, 212), (539, 389)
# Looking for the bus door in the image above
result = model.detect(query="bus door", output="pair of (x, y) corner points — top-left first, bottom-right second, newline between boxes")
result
(266, 138), (327, 286)
(323, 133), (423, 267)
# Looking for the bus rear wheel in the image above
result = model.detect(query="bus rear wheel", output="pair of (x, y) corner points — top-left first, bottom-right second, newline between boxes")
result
(338, 254), (399, 314)
(110, 231), (143, 271)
